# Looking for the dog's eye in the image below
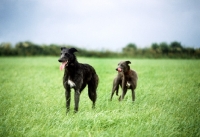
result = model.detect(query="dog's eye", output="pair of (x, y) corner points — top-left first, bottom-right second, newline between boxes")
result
(65, 53), (69, 56)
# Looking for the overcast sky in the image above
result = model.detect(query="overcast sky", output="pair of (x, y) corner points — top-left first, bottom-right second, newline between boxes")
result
(0, 0), (200, 51)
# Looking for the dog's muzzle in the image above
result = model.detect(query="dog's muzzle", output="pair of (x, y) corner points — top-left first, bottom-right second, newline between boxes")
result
(116, 67), (122, 72)
(59, 60), (68, 70)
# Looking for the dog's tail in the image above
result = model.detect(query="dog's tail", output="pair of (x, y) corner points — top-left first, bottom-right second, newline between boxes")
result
(88, 74), (98, 108)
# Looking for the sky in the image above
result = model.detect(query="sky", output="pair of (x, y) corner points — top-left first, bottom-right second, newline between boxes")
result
(0, 0), (200, 51)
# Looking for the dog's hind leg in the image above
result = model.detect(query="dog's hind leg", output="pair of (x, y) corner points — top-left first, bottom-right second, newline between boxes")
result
(110, 77), (120, 101)
(131, 89), (135, 101)
(110, 84), (119, 101)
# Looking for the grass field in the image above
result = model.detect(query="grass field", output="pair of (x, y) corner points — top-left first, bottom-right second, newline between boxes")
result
(0, 57), (200, 137)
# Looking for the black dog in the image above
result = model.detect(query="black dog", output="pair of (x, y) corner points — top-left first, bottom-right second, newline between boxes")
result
(110, 61), (138, 101)
(58, 47), (99, 113)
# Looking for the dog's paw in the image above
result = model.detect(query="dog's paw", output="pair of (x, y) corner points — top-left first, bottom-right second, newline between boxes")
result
(116, 91), (119, 96)
(118, 95), (122, 101)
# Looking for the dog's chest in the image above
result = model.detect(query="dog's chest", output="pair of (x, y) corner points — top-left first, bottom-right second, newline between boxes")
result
(123, 76), (132, 88)
(126, 82), (131, 88)
(64, 75), (76, 88)
(67, 79), (75, 88)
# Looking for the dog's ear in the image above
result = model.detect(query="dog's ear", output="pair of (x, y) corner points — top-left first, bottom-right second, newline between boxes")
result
(69, 48), (78, 54)
(125, 61), (131, 64)
(61, 47), (66, 50)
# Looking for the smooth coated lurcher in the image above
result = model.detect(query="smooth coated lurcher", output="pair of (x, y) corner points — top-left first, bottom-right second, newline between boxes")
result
(111, 61), (138, 101)
(58, 47), (99, 113)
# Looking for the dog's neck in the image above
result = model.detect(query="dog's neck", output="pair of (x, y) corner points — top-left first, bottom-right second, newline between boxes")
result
(124, 69), (131, 76)
(64, 59), (79, 72)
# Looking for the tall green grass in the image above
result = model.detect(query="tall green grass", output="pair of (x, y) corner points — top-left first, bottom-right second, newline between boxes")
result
(0, 57), (200, 137)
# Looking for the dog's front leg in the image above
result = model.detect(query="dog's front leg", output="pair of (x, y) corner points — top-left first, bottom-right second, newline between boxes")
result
(120, 77), (127, 101)
(74, 90), (80, 113)
(65, 87), (71, 113)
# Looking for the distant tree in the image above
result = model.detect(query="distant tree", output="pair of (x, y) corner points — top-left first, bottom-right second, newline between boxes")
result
(122, 43), (137, 57)
(129, 43), (137, 49)
(0, 40), (199, 58)
(48, 44), (60, 56)
(159, 42), (169, 55)
(183, 47), (195, 57)
(15, 41), (43, 56)
(170, 41), (183, 53)
(151, 43), (161, 53)
(151, 43), (159, 50)
(0, 42), (16, 55)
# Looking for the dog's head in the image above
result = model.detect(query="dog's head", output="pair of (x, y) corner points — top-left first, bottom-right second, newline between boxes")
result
(116, 61), (131, 73)
(58, 47), (78, 70)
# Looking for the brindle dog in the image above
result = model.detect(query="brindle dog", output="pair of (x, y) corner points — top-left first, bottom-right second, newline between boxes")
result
(58, 47), (99, 113)
(110, 61), (138, 101)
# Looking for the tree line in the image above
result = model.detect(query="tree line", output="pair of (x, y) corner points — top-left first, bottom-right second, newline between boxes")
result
(0, 41), (199, 58)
